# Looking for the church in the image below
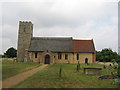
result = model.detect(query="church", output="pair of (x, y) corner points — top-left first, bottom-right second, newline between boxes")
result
(17, 21), (96, 64)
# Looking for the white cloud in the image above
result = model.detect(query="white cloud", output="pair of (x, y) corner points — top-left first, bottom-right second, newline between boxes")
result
(2, 24), (18, 53)
(1, 1), (118, 54)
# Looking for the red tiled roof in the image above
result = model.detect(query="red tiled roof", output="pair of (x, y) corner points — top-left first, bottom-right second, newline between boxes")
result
(72, 39), (95, 52)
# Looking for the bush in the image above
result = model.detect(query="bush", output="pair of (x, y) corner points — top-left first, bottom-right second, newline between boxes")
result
(4, 47), (17, 58)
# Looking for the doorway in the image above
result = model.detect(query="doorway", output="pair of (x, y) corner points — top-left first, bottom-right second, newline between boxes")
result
(45, 54), (50, 64)
(85, 58), (88, 64)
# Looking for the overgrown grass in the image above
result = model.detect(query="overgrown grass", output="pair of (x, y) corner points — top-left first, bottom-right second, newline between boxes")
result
(2, 59), (41, 80)
(14, 63), (117, 88)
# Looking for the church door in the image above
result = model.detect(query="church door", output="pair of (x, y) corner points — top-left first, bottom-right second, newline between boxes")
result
(45, 54), (50, 64)
(85, 58), (88, 64)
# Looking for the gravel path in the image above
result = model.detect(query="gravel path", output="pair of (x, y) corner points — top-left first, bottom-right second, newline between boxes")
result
(2, 64), (48, 88)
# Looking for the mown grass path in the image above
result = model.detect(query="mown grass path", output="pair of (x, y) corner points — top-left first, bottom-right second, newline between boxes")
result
(2, 64), (48, 88)
(14, 63), (117, 88)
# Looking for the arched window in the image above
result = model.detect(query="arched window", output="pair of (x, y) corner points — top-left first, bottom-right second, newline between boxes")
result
(76, 53), (79, 60)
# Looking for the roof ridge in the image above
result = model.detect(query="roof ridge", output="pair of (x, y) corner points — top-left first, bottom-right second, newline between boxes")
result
(32, 37), (73, 40)
(73, 39), (92, 41)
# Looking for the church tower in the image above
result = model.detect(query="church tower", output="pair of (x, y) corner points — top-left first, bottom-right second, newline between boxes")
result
(17, 21), (33, 62)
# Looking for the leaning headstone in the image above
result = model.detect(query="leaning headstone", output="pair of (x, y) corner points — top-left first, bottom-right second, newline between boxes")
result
(77, 64), (79, 71)
(59, 65), (62, 78)
(78, 63), (80, 69)
(78, 61), (80, 68)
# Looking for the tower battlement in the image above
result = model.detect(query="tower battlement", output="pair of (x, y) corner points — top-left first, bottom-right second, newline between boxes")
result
(19, 21), (32, 23)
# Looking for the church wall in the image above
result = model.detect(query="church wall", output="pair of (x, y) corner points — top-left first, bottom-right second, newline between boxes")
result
(73, 53), (93, 63)
(54, 52), (73, 63)
(54, 52), (93, 64)
(28, 52), (95, 64)
(31, 52), (42, 63)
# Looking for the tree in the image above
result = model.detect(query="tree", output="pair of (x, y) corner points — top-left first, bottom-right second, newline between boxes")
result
(115, 54), (120, 63)
(116, 58), (120, 87)
(4, 47), (17, 58)
(116, 54), (120, 78)
(96, 48), (119, 62)
(96, 51), (103, 62)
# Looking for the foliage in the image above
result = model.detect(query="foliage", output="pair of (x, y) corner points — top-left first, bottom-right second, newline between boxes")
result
(4, 47), (17, 58)
(117, 63), (120, 78)
(96, 48), (119, 62)
(115, 54), (120, 63)
(0, 54), (7, 58)
(118, 63), (120, 88)
(0, 54), (2, 58)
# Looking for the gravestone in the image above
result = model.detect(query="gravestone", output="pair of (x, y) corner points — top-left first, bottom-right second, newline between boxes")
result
(99, 75), (115, 79)
(84, 68), (102, 75)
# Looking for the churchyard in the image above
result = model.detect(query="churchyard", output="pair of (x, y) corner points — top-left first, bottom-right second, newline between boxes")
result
(2, 58), (41, 80)
(2, 58), (118, 88)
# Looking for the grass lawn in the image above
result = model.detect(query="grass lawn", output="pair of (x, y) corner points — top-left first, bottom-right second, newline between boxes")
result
(2, 59), (41, 80)
(14, 63), (117, 88)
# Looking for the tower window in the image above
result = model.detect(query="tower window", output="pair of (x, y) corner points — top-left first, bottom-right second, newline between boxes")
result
(76, 53), (79, 60)
(58, 52), (62, 60)
(35, 53), (37, 58)
(65, 54), (68, 60)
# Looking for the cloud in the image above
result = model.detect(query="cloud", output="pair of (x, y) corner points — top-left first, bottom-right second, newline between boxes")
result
(1, 1), (118, 54)
(2, 24), (18, 53)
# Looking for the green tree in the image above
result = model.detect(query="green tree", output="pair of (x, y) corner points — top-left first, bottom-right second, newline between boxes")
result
(0, 54), (2, 58)
(115, 54), (120, 63)
(116, 54), (120, 77)
(96, 51), (103, 62)
(4, 47), (17, 58)
(96, 48), (118, 62)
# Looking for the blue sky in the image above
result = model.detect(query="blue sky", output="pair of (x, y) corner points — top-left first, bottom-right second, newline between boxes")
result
(0, 0), (119, 54)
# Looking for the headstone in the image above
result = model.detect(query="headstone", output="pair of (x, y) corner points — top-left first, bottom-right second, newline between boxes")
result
(84, 68), (102, 75)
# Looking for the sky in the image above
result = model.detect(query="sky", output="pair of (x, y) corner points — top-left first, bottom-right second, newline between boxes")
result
(0, 0), (119, 54)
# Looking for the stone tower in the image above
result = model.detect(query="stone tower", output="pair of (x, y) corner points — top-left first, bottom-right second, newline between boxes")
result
(17, 21), (33, 62)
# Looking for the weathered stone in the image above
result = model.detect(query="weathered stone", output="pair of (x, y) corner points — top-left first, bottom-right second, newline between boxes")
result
(84, 68), (102, 75)
(17, 21), (33, 62)
(99, 75), (115, 79)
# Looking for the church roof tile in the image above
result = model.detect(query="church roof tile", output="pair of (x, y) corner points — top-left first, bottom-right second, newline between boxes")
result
(72, 39), (95, 53)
